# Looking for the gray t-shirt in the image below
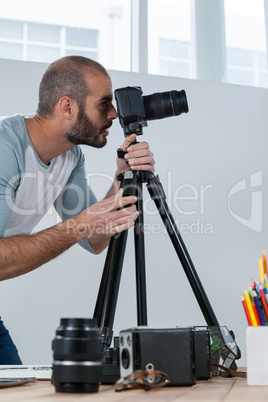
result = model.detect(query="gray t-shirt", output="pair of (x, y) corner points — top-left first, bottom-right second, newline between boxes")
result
(0, 114), (97, 253)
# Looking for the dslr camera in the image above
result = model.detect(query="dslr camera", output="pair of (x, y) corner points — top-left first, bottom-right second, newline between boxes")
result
(115, 86), (189, 136)
(119, 326), (211, 386)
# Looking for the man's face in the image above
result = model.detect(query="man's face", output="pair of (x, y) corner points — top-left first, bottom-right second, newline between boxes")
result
(66, 74), (117, 148)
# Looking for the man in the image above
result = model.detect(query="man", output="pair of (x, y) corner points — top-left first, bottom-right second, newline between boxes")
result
(0, 55), (155, 364)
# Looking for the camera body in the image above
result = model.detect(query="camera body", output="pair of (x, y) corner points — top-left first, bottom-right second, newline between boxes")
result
(115, 86), (188, 136)
(115, 87), (148, 136)
(119, 327), (211, 386)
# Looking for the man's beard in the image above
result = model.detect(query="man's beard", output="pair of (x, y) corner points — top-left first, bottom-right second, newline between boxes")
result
(66, 106), (111, 148)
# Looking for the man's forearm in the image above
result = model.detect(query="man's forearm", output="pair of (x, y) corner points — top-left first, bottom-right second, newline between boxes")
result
(0, 220), (83, 281)
(0, 190), (138, 281)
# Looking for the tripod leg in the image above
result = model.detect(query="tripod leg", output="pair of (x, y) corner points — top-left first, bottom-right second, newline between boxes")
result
(93, 169), (148, 347)
(134, 180), (148, 326)
(93, 238), (116, 324)
(93, 175), (131, 348)
(93, 231), (128, 348)
(119, 170), (148, 326)
(147, 175), (219, 326)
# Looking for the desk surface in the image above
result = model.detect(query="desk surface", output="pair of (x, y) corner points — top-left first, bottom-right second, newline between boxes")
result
(1, 374), (268, 401)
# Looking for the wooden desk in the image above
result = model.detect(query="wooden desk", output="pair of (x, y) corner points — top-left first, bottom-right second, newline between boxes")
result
(1, 375), (268, 401)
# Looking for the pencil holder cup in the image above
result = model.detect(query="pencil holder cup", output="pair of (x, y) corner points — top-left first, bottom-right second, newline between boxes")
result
(247, 326), (268, 386)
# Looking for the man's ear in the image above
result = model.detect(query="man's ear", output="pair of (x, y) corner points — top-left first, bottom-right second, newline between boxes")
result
(59, 97), (78, 120)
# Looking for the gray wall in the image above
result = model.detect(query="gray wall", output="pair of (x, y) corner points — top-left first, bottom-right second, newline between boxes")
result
(0, 58), (267, 367)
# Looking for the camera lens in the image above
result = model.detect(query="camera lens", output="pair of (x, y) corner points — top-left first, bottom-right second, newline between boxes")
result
(143, 90), (188, 121)
(52, 318), (102, 393)
(121, 348), (130, 369)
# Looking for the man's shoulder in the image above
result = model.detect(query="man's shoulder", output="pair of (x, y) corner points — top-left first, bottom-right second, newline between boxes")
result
(70, 145), (85, 164)
(0, 114), (29, 172)
(0, 114), (25, 128)
(0, 114), (28, 144)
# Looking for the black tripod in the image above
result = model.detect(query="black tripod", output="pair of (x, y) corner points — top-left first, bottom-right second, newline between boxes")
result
(93, 168), (222, 332)
(93, 160), (240, 382)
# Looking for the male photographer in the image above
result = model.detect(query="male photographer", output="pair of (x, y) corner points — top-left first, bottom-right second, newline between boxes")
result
(0, 56), (155, 364)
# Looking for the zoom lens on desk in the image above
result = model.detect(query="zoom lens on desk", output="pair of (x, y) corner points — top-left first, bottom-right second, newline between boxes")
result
(52, 318), (102, 393)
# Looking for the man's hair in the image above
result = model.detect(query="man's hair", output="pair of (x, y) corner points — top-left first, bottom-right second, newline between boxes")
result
(37, 56), (109, 117)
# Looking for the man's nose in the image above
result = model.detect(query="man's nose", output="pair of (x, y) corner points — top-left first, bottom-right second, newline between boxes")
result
(109, 104), (118, 120)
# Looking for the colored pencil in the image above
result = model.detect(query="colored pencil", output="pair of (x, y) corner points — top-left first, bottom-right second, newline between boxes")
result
(253, 290), (265, 326)
(251, 300), (261, 325)
(263, 250), (268, 275)
(257, 293), (268, 325)
(259, 259), (264, 284)
(256, 281), (261, 295)
(265, 274), (268, 291)
(244, 290), (258, 326)
(259, 285), (268, 320)
(248, 284), (254, 298)
(262, 286), (268, 306)
(241, 295), (252, 325)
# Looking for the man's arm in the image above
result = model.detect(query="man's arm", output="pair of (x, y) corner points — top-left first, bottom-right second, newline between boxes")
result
(0, 191), (138, 281)
(0, 220), (81, 281)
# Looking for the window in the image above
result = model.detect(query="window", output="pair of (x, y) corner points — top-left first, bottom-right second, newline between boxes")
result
(148, 0), (191, 77)
(0, 19), (98, 63)
(226, 47), (268, 87)
(224, 0), (267, 87)
(158, 38), (190, 79)
(0, 0), (267, 89)
(148, 0), (268, 88)
(0, 0), (131, 70)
